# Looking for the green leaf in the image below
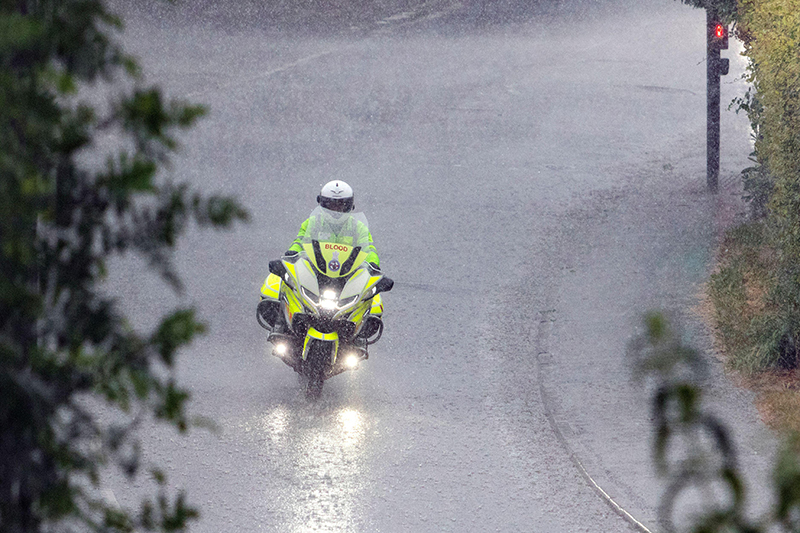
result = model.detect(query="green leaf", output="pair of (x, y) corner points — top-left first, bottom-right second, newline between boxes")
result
(0, 1), (246, 530)
(0, 12), (43, 50)
(155, 381), (190, 431)
(103, 152), (158, 193)
(152, 310), (206, 366)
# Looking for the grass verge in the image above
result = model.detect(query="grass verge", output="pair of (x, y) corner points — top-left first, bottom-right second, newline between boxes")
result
(706, 220), (800, 433)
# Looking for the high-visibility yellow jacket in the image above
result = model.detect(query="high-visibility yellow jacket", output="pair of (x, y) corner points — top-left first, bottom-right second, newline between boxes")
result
(288, 214), (380, 267)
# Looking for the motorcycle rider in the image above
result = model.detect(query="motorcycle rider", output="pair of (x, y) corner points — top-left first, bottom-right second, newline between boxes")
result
(284, 180), (380, 269)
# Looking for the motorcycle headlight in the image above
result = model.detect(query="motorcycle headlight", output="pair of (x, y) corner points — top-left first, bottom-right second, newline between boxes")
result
(319, 293), (359, 312)
(337, 294), (360, 309)
(320, 298), (337, 311)
(309, 289), (360, 312)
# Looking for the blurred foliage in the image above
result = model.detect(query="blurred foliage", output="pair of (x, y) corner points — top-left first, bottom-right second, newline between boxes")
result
(631, 312), (800, 533)
(0, 1), (247, 532)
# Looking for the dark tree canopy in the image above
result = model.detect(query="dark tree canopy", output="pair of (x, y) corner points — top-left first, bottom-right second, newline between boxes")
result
(0, 1), (248, 531)
(677, 0), (738, 21)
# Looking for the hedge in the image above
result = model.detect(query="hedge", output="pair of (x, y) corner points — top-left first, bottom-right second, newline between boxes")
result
(707, 0), (800, 371)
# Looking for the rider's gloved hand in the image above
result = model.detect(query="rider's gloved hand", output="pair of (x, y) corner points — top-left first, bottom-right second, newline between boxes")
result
(369, 262), (381, 271)
(284, 250), (298, 257)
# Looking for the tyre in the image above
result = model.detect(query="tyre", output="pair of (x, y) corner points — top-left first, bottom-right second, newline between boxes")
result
(303, 340), (330, 400)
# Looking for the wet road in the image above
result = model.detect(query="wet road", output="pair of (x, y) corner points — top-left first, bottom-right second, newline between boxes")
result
(106, 1), (775, 531)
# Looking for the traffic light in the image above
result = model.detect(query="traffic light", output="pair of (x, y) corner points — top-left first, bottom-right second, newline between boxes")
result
(706, 13), (729, 191)
(708, 21), (729, 50)
(707, 20), (730, 76)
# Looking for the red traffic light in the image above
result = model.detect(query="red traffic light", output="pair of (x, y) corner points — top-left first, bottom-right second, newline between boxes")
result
(708, 21), (729, 50)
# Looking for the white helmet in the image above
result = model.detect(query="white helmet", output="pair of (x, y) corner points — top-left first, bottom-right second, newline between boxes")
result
(317, 180), (354, 213)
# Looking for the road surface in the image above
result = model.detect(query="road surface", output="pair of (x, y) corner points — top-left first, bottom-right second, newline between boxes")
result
(104, 1), (777, 531)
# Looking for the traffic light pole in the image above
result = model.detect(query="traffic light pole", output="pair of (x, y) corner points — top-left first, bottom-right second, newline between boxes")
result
(707, 9), (721, 193)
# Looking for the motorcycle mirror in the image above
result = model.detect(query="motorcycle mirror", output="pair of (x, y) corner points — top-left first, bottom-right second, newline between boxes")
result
(269, 260), (287, 278)
(374, 277), (394, 294)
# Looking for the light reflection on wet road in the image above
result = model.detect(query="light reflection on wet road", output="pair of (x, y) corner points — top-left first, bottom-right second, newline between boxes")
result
(244, 398), (370, 532)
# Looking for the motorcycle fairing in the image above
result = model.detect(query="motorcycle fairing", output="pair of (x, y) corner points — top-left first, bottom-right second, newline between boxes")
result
(303, 328), (340, 363)
(296, 257), (320, 304)
(370, 294), (383, 316)
(260, 273), (281, 300)
(363, 274), (384, 295)
(348, 300), (371, 327)
(302, 241), (368, 279)
(281, 260), (300, 291)
(339, 268), (367, 300)
(263, 261), (384, 332)
(276, 271), (304, 326)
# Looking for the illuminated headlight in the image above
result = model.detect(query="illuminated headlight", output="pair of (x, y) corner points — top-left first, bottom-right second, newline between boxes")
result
(344, 354), (360, 369)
(274, 343), (288, 356)
(315, 290), (359, 311)
(317, 289), (339, 311)
(320, 298), (337, 311)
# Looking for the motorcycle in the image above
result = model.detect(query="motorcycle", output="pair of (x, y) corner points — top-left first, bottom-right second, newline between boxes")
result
(257, 208), (393, 399)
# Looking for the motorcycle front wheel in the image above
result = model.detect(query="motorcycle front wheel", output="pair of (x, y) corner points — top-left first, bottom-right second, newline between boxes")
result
(303, 340), (330, 400)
